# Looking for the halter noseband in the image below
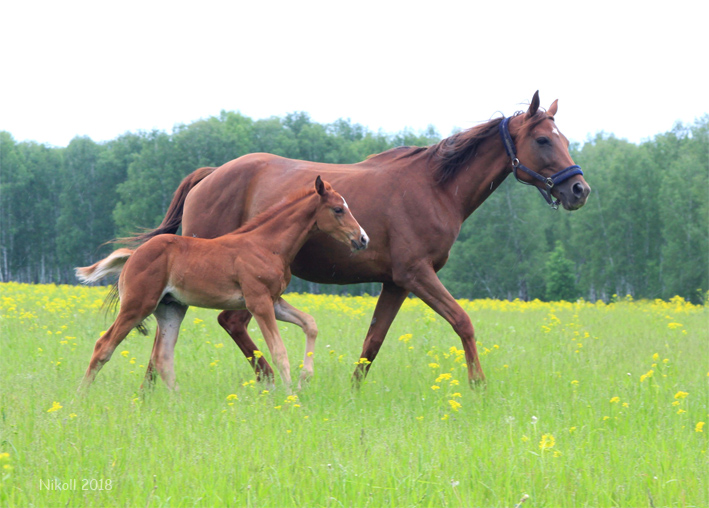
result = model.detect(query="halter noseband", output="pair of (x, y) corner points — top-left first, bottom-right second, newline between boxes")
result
(498, 117), (583, 210)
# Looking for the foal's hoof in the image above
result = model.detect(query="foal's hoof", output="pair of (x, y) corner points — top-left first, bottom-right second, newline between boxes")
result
(469, 377), (487, 390)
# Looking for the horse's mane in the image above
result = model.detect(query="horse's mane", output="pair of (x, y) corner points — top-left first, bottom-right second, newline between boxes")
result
(229, 187), (316, 235)
(429, 109), (552, 184)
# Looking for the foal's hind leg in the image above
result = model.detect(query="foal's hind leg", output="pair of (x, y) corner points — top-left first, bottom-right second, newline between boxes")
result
(218, 309), (275, 382)
(142, 302), (188, 391)
(79, 309), (148, 392)
(274, 297), (318, 389)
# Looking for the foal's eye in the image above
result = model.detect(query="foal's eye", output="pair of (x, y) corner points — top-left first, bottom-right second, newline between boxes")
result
(536, 137), (551, 146)
(333, 207), (344, 214)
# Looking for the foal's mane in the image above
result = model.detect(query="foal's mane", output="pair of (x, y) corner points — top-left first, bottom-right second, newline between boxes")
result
(429, 109), (552, 184)
(230, 187), (317, 235)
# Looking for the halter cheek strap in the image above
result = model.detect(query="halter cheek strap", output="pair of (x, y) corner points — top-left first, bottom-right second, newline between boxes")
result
(498, 117), (583, 210)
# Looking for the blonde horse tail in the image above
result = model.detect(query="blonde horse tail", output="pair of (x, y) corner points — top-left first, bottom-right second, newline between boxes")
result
(75, 248), (134, 284)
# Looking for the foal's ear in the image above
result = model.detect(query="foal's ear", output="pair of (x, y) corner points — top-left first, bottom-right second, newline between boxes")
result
(547, 99), (558, 117)
(526, 90), (540, 117)
(315, 175), (326, 196)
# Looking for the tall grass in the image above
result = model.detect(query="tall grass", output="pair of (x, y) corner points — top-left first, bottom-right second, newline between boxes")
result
(1, 283), (707, 507)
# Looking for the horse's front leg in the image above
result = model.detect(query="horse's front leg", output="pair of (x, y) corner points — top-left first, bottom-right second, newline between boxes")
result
(274, 297), (318, 390)
(217, 309), (275, 382)
(247, 297), (292, 392)
(396, 263), (485, 386)
(351, 282), (409, 386)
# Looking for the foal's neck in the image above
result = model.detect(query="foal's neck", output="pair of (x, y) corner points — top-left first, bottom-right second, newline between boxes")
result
(238, 193), (320, 264)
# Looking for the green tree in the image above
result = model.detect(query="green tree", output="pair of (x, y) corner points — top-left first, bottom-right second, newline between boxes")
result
(545, 241), (577, 301)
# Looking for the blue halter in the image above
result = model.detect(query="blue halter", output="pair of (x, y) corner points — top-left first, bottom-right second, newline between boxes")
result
(498, 117), (583, 210)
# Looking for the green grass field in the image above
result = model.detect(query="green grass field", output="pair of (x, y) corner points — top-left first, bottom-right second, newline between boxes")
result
(0, 283), (707, 507)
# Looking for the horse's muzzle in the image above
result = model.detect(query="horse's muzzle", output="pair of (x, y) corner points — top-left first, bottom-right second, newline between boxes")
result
(557, 179), (591, 210)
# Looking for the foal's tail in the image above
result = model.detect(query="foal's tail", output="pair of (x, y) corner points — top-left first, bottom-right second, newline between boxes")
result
(75, 248), (133, 284)
(120, 166), (217, 246)
(75, 248), (151, 336)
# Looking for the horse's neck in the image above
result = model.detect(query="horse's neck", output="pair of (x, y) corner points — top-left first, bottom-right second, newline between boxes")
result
(444, 139), (512, 220)
(243, 195), (318, 263)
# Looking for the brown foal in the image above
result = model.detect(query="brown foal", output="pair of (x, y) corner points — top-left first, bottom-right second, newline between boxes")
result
(76, 177), (368, 391)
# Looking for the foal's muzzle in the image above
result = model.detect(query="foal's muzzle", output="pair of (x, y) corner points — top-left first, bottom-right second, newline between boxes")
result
(350, 230), (369, 251)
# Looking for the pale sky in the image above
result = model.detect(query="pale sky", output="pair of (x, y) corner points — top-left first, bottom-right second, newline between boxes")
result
(1, 0), (707, 148)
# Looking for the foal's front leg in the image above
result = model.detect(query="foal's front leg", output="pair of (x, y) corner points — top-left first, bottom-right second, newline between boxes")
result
(274, 297), (318, 389)
(247, 296), (292, 392)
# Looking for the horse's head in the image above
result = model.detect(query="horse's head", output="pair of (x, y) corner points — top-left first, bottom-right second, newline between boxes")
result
(507, 91), (591, 211)
(313, 176), (369, 251)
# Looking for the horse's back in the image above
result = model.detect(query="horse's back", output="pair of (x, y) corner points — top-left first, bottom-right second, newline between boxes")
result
(181, 152), (383, 240)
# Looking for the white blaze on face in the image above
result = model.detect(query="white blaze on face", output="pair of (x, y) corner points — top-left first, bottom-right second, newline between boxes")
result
(551, 126), (560, 136)
(360, 227), (369, 245)
(342, 197), (349, 209)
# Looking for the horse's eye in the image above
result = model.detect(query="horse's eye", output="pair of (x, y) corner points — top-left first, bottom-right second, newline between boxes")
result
(333, 207), (344, 214)
(536, 137), (550, 145)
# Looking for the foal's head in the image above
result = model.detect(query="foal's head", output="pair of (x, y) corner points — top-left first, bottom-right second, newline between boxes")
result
(510, 92), (591, 210)
(313, 176), (368, 251)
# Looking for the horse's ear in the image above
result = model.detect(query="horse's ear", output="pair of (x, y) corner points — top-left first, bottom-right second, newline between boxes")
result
(547, 99), (558, 117)
(315, 175), (326, 196)
(526, 91), (540, 117)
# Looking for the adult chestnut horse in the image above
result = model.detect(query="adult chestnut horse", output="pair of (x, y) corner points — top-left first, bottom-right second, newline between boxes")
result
(77, 177), (368, 391)
(132, 92), (590, 386)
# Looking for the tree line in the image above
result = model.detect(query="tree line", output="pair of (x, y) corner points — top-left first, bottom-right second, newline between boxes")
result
(0, 111), (706, 302)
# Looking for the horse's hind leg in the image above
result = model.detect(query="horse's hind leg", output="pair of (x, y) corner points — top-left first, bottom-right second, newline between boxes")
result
(352, 282), (409, 386)
(218, 309), (275, 382)
(274, 297), (318, 389)
(142, 302), (187, 391)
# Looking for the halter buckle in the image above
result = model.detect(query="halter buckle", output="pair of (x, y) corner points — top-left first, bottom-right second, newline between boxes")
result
(545, 177), (554, 188)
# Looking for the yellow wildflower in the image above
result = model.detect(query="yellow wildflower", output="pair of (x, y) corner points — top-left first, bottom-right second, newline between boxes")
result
(696, 422), (705, 433)
(398, 333), (413, 343)
(431, 385), (440, 391)
(610, 396), (620, 403)
(47, 401), (62, 413)
(674, 391), (689, 399)
(539, 434), (555, 451)
(428, 362), (439, 369)
(226, 394), (238, 401)
(448, 400), (462, 412)
(253, 350), (263, 358)
(121, 350), (129, 357)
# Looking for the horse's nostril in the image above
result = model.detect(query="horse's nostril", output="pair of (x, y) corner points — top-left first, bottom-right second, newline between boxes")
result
(572, 182), (585, 198)
(361, 235), (368, 245)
